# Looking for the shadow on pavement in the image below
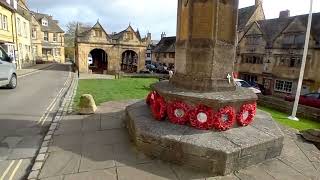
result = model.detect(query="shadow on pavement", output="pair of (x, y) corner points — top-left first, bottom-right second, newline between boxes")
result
(38, 100), (212, 180)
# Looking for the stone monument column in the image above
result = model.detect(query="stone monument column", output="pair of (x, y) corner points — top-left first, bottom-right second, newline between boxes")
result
(126, 0), (284, 176)
(171, 0), (238, 91)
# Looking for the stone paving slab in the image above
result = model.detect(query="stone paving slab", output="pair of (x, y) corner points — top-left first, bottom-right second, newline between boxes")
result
(37, 100), (320, 180)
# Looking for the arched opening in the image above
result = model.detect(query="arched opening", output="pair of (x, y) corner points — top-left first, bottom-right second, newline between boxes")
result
(121, 50), (138, 73)
(88, 49), (108, 74)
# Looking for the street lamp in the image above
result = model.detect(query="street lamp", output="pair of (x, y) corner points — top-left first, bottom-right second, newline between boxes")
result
(288, 0), (313, 121)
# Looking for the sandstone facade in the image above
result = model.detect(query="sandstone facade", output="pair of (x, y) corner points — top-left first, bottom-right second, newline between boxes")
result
(75, 22), (150, 74)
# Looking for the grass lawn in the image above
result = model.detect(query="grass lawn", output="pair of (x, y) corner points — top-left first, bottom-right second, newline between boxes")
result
(74, 78), (157, 106)
(74, 77), (320, 131)
(259, 106), (320, 131)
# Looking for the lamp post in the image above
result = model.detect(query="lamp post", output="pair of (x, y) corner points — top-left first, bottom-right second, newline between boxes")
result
(288, 0), (313, 121)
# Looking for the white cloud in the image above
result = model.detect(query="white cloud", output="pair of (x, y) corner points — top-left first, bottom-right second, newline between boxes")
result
(28, 0), (320, 40)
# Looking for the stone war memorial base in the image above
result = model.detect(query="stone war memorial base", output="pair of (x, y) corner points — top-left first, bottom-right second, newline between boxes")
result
(125, 101), (284, 176)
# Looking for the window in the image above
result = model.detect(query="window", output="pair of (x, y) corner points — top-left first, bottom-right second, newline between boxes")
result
(17, 18), (21, 35)
(0, 14), (2, 30)
(56, 48), (60, 56)
(246, 36), (260, 45)
(169, 53), (175, 58)
(242, 74), (258, 84)
(243, 55), (263, 64)
(44, 32), (48, 41)
(147, 53), (151, 58)
(283, 34), (305, 47)
(53, 33), (57, 42)
(275, 80), (293, 93)
(0, 46), (9, 62)
(304, 93), (320, 99)
(94, 30), (102, 37)
(32, 46), (37, 55)
(279, 56), (302, 67)
(126, 32), (133, 40)
(32, 28), (37, 39)
(3, 15), (8, 30)
(42, 18), (48, 26)
(23, 22), (27, 37)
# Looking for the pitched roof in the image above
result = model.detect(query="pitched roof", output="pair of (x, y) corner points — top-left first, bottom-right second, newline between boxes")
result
(295, 12), (320, 41)
(109, 25), (141, 41)
(257, 18), (294, 47)
(153, 36), (176, 53)
(254, 12), (320, 47)
(0, 0), (15, 12)
(238, 5), (257, 31)
(31, 11), (64, 33)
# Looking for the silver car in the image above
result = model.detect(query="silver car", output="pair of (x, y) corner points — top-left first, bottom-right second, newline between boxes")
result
(0, 47), (17, 89)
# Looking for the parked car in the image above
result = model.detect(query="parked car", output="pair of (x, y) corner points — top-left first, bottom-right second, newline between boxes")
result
(146, 64), (156, 72)
(234, 79), (261, 94)
(0, 46), (17, 89)
(284, 93), (320, 109)
(88, 57), (93, 65)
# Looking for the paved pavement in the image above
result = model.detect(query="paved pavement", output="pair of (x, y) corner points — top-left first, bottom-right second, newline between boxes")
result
(37, 100), (320, 180)
(0, 64), (72, 180)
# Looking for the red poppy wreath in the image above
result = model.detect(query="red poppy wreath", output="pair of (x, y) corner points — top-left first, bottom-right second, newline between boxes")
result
(189, 105), (214, 130)
(150, 94), (167, 121)
(167, 101), (190, 125)
(237, 103), (257, 126)
(213, 106), (236, 131)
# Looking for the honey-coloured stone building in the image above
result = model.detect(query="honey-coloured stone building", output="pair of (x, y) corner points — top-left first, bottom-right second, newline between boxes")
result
(75, 21), (151, 74)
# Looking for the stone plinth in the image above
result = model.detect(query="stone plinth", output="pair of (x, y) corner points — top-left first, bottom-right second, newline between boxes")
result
(126, 101), (284, 176)
(153, 81), (257, 112)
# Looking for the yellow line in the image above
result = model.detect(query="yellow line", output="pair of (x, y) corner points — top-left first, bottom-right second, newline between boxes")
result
(8, 159), (23, 180)
(38, 71), (70, 125)
(0, 160), (15, 180)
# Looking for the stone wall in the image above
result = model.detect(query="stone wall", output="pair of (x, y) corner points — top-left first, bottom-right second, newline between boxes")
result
(257, 95), (320, 121)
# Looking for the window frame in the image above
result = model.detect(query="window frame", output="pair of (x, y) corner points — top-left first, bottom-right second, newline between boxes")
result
(274, 79), (293, 93)
(3, 15), (8, 31)
(44, 32), (49, 41)
(53, 33), (57, 42)
(0, 13), (2, 30)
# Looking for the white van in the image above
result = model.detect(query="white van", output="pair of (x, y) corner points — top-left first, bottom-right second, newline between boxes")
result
(0, 46), (17, 89)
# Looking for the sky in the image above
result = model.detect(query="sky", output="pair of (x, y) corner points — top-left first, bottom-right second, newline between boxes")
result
(28, 0), (320, 40)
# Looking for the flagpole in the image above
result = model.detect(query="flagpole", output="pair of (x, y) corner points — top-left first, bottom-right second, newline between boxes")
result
(288, 0), (313, 121)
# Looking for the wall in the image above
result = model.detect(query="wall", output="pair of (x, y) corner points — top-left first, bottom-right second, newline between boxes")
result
(0, 6), (14, 44)
(14, 12), (34, 68)
(258, 95), (320, 121)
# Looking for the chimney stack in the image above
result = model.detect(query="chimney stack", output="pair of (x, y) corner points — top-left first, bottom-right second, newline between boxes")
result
(147, 32), (151, 41)
(161, 32), (166, 39)
(279, 10), (290, 18)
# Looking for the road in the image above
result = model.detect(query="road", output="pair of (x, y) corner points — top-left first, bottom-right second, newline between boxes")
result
(0, 64), (72, 180)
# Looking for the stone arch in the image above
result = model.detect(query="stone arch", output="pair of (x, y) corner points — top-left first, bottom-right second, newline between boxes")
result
(88, 48), (108, 74)
(121, 50), (139, 73)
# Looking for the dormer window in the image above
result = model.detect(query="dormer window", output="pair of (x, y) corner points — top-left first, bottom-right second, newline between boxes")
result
(42, 18), (48, 27)
(282, 33), (305, 48)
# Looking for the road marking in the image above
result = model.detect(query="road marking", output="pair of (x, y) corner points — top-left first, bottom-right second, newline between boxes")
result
(37, 71), (72, 126)
(8, 159), (23, 180)
(0, 160), (15, 180)
(18, 65), (55, 78)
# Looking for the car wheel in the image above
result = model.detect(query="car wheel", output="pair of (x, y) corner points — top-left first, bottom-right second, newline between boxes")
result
(8, 74), (17, 89)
